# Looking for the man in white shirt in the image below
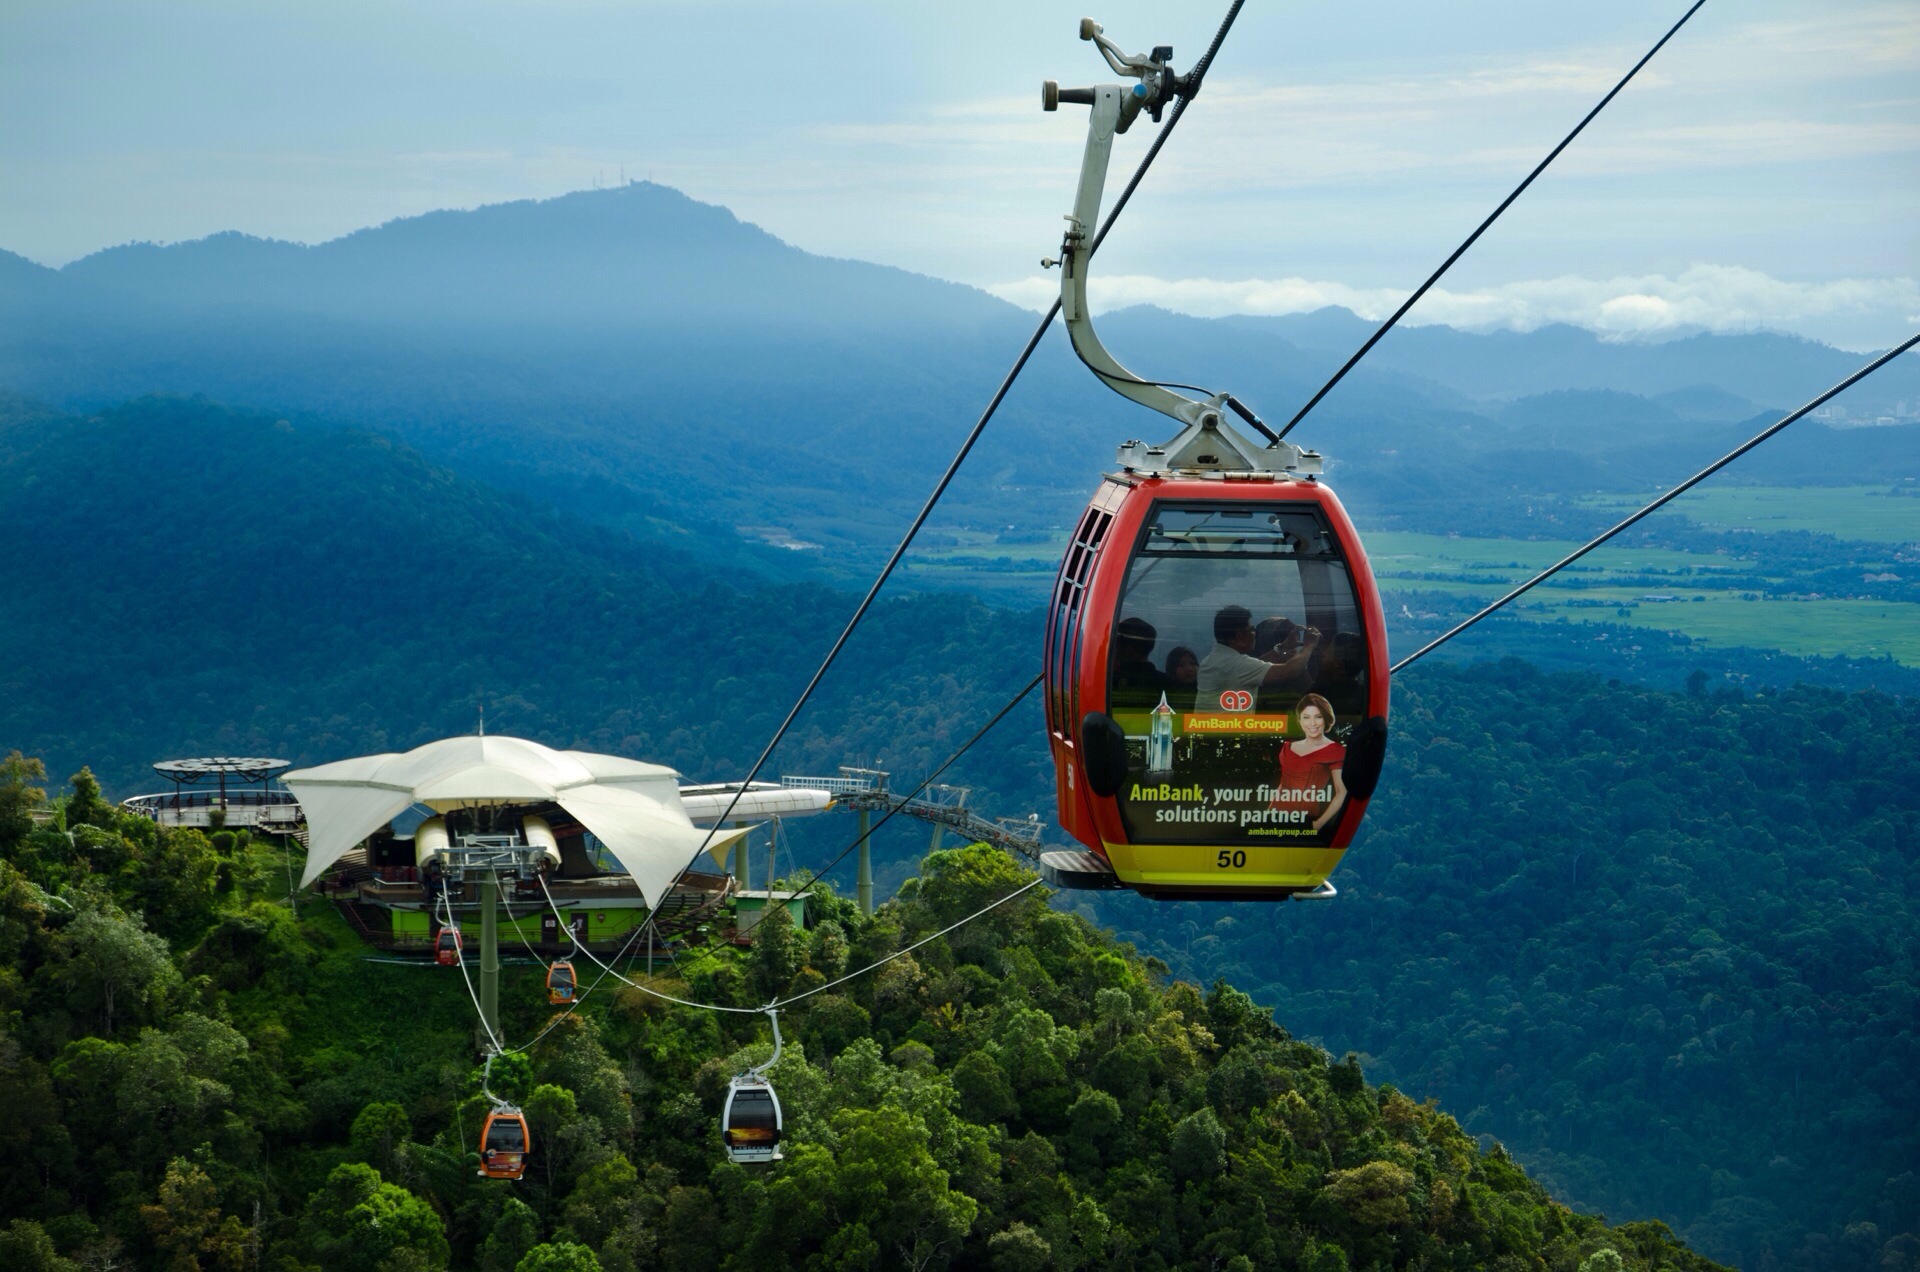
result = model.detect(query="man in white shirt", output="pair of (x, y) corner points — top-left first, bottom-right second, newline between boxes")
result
(1196, 605), (1319, 712)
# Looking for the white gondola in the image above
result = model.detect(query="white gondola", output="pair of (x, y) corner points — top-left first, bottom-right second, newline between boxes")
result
(721, 1009), (786, 1164)
(721, 1073), (784, 1164)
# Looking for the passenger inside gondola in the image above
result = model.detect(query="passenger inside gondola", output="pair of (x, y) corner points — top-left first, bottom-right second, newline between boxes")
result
(1311, 630), (1369, 721)
(1196, 605), (1319, 712)
(1110, 616), (1170, 707)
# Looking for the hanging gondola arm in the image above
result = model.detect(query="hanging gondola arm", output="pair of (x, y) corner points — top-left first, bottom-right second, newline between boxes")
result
(1045, 18), (1319, 479)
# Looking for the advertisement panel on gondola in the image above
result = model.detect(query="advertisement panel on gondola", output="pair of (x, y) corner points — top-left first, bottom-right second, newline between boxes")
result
(1104, 503), (1372, 849)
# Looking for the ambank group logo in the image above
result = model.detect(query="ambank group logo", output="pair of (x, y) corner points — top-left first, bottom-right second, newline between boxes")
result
(1217, 689), (1253, 712)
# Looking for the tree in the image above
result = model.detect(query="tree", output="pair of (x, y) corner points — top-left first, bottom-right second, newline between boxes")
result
(515, 1242), (602, 1272)
(0, 1219), (79, 1272)
(1169, 1107), (1227, 1182)
(1319, 1161), (1415, 1230)
(65, 768), (109, 830)
(298, 1162), (449, 1272)
(140, 1157), (251, 1272)
(988, 1223), (1051, 1272)
(951, 1049), (1017, 1125)
(747, 902), (805, 1001)
(57, 905), (178, 1035)
(828, 1105), (977, 1268)
(349, 1100), (412, 1179)
(480, 1199), (541, 1272)
(0, 752), (47, 855)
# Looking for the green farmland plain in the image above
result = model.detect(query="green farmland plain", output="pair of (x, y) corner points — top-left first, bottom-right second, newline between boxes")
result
(1584, 483), (1920, 543)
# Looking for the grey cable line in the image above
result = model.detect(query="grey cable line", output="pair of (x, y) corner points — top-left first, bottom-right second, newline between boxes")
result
(770, 879), (1045, 1009)
(495, 883), (552, 967)
(1391, 333), (1920, 674)
(1275, 0), (1708, 440)
(440, 890), (505, 1054)
(631, 0), (1249, 939)
(540, 867), (1044, 1017)
(540, 874), (762, 1014)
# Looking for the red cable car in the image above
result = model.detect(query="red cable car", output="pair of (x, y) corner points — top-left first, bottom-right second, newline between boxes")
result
(547, 960), (576, 1005)
(477, 1106), (530, 1180)
(1041, 475), (1390, 899)
(1035, 22), (1389, 899)
(435, 925), (463, 966)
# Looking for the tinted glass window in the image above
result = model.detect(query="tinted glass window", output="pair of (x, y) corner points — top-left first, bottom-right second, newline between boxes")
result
(486, 1118), (525, 1152)
(1106, 501), (1370, 848)
(730, 1088), (777, 1132)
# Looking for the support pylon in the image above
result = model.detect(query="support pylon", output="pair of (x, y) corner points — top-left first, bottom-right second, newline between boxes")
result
(857, 808), (874, 916)
(479, 871), (501, 1042)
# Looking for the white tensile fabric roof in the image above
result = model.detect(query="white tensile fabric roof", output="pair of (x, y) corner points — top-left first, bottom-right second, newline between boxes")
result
(282, 735), (750, 908)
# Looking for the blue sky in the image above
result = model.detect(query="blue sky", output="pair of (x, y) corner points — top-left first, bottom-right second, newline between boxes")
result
(3, 0), (1915, 348)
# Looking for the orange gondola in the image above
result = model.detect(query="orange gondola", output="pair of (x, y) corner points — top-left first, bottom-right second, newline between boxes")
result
(546, 960), (576, 1005)
(435, 926), (463, 966)
(477, 1107), (530, 1180)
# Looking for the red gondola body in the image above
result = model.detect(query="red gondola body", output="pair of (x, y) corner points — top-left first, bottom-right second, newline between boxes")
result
(435, 926), (463, 967)
(1045, 474), (1390, 899)
(477, 1108), (530, 1180)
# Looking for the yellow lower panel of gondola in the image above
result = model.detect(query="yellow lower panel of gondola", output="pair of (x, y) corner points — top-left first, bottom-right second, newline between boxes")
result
(1103, 840), (1346, 893)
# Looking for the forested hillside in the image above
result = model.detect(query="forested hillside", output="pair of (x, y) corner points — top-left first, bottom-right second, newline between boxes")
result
(4, 391), (1917, 1265)
(1081, 662), (1920, 1270)
(0, 761), (1724, 1271)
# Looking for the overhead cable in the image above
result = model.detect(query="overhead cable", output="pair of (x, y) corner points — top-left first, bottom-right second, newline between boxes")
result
(440, 890), (505, 1054)
(640, 0), (1247, 921)
(540, 869), (1043, 1016)
(1274, 0), (1708, 440)
(1391, 333), (1920, 673)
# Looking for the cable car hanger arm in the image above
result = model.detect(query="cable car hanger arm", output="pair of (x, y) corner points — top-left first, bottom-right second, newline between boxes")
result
(1046, 12), (1316, 477)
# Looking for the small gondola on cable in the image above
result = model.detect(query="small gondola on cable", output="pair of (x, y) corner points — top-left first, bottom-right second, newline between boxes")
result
(1034, 20), (1390, 902)
(478, 1104), (531, 1180)
(435, 925), (463, 967)
(547, 960), (577, 1005)
(721, 1012), (786, 1164)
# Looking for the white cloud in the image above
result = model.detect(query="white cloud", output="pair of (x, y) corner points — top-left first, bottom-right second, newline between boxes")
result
(986, 264), (1920, 351)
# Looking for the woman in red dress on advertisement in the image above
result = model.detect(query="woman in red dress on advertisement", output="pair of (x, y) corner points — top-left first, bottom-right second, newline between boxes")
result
(1273, 693), (1348, 838)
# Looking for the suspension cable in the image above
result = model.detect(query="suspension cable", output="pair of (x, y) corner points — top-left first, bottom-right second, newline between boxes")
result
(1392, 333), (1920, 674)
(495, 882), (551, 967)
(772, 879), (1044, 1009)
(1275, 0), (1708, 440)
(440, 890), (505, 1054)
(540, 868), (1044, 1016)
(540, 874), (762, 1014)
(639, 0), (1249, 928)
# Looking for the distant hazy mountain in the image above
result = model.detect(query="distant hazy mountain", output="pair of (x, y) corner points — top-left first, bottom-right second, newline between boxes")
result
(2, 184), (1915, 567)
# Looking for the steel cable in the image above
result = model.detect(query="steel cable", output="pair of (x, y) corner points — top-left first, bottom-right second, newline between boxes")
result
(1391, 333), (1920, 673)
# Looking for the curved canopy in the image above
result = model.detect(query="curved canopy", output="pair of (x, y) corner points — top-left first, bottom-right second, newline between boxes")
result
(282, 735), (749, 907)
